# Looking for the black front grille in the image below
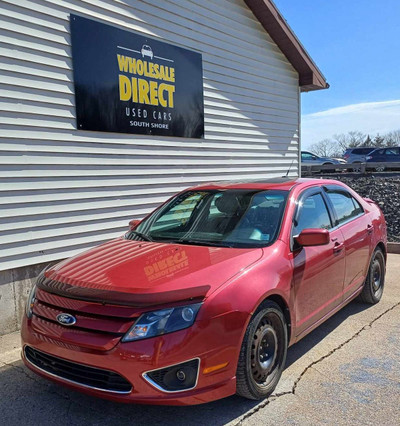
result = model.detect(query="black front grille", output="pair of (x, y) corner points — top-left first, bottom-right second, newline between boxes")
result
(25, 346), (132, 393)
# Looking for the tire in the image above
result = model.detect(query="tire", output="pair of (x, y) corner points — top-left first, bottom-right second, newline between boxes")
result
(236, 301), (288, 400)
(352, 162), (362, 173)
(359, 248), (385, 304)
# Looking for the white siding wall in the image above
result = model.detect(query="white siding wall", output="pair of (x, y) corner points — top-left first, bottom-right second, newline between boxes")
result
(0, 0), (300, 271)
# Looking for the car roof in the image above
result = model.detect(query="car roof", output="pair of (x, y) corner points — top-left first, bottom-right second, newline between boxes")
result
(348, 147), (375, 151)
(188, 177), (341, 192)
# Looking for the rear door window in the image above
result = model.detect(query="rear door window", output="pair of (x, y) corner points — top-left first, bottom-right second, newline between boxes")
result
(325, 190), (364, 225)
(384, 148), (400, 155)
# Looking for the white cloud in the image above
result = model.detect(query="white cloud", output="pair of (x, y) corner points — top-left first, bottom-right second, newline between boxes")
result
(301, 100), (400, 148)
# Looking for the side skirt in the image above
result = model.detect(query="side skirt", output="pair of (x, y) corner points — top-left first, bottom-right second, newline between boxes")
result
(293, 285), (363, 344)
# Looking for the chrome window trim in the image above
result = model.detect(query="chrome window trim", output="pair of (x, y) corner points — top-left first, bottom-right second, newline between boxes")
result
(23, 346), (132, 395)
(142, 357), (200, 393)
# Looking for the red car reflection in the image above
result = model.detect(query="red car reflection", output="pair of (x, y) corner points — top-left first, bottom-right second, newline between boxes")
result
(21, 178), (387, 405)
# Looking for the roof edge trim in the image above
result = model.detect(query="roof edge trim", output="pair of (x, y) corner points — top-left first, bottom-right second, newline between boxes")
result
(244, 0), (329, 92)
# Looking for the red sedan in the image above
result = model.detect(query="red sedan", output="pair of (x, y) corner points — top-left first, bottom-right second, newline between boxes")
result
(21, 178), (387, 405)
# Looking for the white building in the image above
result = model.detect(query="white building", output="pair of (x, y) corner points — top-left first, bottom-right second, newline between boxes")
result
(0, 0), (327, 334)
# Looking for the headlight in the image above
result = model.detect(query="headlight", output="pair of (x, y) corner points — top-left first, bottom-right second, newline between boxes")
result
(26, 264), (51, 319)
(122, 303), (202, 342)
(26, 283), (37, 319)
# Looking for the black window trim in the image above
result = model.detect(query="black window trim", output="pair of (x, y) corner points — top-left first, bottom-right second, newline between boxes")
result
(322, 185), (365, 229)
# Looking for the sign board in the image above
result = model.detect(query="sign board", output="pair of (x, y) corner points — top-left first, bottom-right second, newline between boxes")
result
(70, 15), (204, 138)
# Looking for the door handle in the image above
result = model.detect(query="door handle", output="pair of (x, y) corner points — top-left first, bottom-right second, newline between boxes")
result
(333, 242), (344, 253)
(367, 224), (373, 235)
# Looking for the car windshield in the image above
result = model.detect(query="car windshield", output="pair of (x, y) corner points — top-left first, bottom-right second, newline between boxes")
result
(126, 189), (288, 248)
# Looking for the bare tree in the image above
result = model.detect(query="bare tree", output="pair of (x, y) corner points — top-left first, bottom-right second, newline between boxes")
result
(333, 131), (366, 150)
(308, 139), (341, 157)
(373, 134), (386, 147)
(384, 130), (400, 146)
(307, 129), (400, 156)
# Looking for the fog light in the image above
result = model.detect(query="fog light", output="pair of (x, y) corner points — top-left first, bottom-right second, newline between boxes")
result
(143, 358), (199, 392)
(176, 370), (186, 381)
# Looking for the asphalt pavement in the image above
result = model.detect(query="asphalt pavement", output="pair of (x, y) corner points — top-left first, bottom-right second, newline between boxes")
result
(1, 255), (399, 426)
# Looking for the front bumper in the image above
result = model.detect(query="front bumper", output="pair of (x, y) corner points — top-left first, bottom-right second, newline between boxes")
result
(21, 310), (248, 405)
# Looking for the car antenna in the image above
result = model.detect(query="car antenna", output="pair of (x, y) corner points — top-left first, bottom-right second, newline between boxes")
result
(282, 159), (295, 178)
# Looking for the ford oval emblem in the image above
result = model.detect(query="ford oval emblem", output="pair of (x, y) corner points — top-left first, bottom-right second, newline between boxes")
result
(56, 313), (76, 326)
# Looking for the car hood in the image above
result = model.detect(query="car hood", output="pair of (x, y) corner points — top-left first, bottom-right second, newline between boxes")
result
(40, 238), (263, 307)
(320, 157), (339, 163)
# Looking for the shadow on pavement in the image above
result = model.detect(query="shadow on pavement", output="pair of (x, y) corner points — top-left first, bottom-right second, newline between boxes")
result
(0, 300), (373, 426)
(285, 300), (372, 368)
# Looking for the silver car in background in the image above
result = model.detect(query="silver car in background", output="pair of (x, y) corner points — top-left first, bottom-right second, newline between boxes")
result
(301, 151), (341, 172)
(343, 147), (375, 164)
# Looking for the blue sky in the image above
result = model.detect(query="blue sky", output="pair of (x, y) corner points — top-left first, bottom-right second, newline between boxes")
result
(273, 0), (400, 146)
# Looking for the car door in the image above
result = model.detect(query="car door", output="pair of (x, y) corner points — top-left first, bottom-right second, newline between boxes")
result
(324, 186), (372, 301)
(384, 147), (400, 164)
(291, 188), (346, 338)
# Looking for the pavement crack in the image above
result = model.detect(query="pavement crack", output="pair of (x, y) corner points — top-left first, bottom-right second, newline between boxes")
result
(291, 301), (400, 394)
(233, 391), (292, 426)
(234, 301), (400, 425)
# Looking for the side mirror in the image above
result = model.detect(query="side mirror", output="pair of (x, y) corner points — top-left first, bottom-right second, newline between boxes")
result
(129, 219), (141, 230)
(294, 228), (330, 247)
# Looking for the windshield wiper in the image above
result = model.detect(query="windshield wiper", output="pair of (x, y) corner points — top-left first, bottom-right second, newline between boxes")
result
(177, 239), (234, 248)
(126, 230), (154, 242)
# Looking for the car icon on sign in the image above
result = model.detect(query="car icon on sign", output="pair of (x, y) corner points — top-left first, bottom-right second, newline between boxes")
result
(141, 44), (153, 60)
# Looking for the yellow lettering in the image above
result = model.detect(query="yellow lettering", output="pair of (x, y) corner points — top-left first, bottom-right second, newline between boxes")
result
(128, 57), (136, 74)
(149, 81), (158, 105)
(148, 63), (154, 78)
(117, 55), (129, 72)
(119, 74), (131, 101)
(169, 68), (175, 83)
(138, 79), (150, 104)
(159, 65), (165, 80)
(136, 60), (144, 76)
(153, 64), (160, 80)
(159, 83), (175, 108)
(131, 77), (138, 102)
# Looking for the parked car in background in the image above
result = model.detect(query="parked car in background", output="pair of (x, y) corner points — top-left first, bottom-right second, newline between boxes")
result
(332, 158), (347, 164)
(366, 147), (400, 171)
(21, 178), (387, 405)
(343, 147), (376, 172)
(343, 147), (376, 164)
(301, 151), (341, 172)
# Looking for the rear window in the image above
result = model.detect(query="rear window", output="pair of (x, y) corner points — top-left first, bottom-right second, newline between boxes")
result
(353, 148), (374, 155)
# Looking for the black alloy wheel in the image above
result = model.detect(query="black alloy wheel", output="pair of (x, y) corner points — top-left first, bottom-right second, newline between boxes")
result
(359, 248), (385, 304)
(236, 301), (287, 400)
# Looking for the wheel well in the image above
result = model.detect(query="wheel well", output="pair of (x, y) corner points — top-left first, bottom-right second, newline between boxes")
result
(376, 242), (387, 261)
(259, 295), (292, 342)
